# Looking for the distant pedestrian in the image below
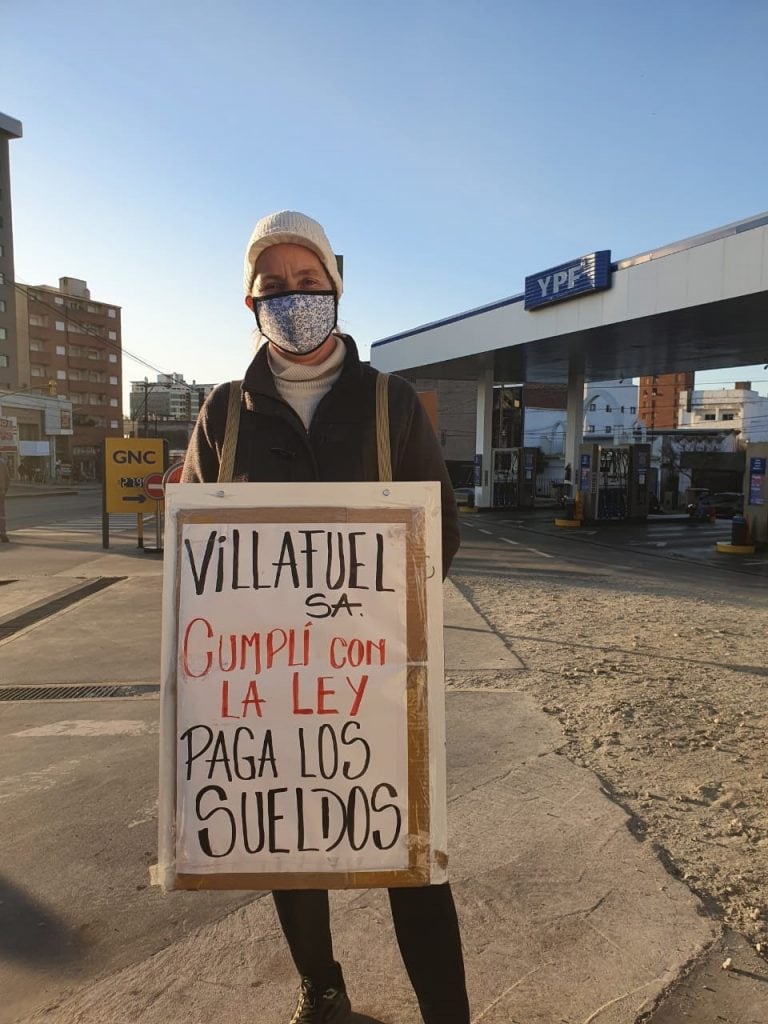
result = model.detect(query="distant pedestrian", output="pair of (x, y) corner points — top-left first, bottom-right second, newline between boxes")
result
(0, 454), (10, 542)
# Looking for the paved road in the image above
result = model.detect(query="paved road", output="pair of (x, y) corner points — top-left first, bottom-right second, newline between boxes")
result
(455, 509), (768, 594)
(6, 489), (162, 545)
(7, 491), (767, 583)
(5, 490), (103, 530)
(1, 500), (766, 1023)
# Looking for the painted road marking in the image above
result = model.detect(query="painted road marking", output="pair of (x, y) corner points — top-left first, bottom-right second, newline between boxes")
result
(523, 546), (554, 559)
(12, 720), (158, 738)
(15, 514), (143, 536)
(478, 529), (493, 535)
(488, 534), (554, 558)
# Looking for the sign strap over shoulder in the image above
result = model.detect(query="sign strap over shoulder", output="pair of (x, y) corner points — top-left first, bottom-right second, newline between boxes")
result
(217, 381), (243, 483)
(218, 375), (389, 484)
(376, 372), (392, 483)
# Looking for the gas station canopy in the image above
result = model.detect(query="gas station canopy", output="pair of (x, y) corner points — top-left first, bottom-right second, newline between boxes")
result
(371, 212), (768, 384)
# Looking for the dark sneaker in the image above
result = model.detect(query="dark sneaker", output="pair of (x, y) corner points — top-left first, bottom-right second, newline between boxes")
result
(289, 977), (352, 1024)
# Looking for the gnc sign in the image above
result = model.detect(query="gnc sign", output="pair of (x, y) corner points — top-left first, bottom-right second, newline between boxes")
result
(103, 438), (167, 514)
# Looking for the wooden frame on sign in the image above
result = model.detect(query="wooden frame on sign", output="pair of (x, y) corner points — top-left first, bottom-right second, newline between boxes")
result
(156, 482), (448, 892)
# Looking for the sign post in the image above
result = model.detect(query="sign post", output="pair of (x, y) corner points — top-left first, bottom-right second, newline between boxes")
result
(157, 481), (447, 891)
(143, 471), (165, 553)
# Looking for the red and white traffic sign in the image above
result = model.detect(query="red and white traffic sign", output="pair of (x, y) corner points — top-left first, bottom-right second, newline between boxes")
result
(162, 461), (185, 489)
(144, 471), (165, 501)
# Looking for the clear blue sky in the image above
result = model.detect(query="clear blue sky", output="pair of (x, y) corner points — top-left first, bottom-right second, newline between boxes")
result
(4, 0), (768, 406)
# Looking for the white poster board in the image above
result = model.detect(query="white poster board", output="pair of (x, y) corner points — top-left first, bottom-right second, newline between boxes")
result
(157, 482), (448, 890)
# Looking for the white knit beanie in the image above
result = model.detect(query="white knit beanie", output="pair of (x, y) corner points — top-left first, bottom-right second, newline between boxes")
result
(243, 210), (343, 297)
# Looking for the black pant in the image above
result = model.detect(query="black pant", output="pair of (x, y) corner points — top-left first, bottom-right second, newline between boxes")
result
(273, 883), (470, 1024)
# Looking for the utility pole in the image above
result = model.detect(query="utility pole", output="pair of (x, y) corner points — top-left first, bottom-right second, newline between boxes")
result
(143, 378), (150, 438)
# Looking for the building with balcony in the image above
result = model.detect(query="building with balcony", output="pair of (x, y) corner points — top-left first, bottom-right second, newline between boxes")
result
(15, 277), (123, 480)
(524, 380), (645, 487)
(638, 372), (695, 430)
(129, 373), (215, 453)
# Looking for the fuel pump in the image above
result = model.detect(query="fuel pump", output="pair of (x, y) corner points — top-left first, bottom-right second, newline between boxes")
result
(519, 447), (537, 507)
(491, 448), (519, 507)
(628, 444), (651, 517)
(578, 443), (651, 521)
(577, 443), (601, 520)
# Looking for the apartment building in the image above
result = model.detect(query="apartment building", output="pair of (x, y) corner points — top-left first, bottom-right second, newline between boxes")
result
(678, 381), (768, 443)
(129, 373), (213, 425)
(16, 277), (123, 479)
(638, 372), (694, 431)
(128, 373), (214, 451)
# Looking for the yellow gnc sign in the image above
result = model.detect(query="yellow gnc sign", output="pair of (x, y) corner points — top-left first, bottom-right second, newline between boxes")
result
(104, 438), (166, 514)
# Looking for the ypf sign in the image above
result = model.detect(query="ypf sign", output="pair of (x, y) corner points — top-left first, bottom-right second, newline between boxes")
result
(103, 438), (167, 514)
(524, 250), (612, 310)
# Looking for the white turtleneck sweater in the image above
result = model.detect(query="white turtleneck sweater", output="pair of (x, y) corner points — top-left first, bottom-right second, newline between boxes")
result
(266, 336), (346, 431)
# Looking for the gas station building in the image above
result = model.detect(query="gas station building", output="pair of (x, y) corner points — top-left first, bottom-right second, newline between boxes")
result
(371, 212), (768, 543)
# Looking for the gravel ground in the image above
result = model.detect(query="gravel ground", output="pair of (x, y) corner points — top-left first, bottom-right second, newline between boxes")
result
(450, 568), (768, 958)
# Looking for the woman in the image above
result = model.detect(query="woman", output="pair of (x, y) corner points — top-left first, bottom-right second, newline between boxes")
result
(183, 210), (470, 1024)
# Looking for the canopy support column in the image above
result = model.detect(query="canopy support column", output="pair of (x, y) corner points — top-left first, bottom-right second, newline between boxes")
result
(565, 360), (585, 487)
(474, 370), (494, 509)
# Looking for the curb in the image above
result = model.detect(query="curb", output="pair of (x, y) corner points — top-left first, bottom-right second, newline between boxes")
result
(716, 542), (756, 555)
(6, 489), (80, 499)
(554, 517), (581, 528)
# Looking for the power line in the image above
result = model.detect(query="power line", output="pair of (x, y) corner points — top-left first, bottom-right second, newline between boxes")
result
(12, 279), (171, 377)
(11, 278), (212, 401)
(6, 278), (211, 420)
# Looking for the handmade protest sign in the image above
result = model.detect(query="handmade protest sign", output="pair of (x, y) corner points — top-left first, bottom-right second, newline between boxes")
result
(157, 482), (447, 890)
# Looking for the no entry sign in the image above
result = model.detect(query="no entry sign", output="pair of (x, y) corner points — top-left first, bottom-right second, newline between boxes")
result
(144, 472), (165, 501)
(163, 461), (185, 489)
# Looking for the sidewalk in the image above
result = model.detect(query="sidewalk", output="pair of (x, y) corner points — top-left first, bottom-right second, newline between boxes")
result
(3, 535), (765, 1023)
(5, 481), (98, 499)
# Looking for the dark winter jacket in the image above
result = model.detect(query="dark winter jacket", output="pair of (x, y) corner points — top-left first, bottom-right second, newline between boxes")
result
(182, 335), (460, 575)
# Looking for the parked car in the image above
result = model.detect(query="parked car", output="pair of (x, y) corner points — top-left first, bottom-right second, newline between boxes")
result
(691, 492), (744, 518)
(453, 487), (475, 508)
